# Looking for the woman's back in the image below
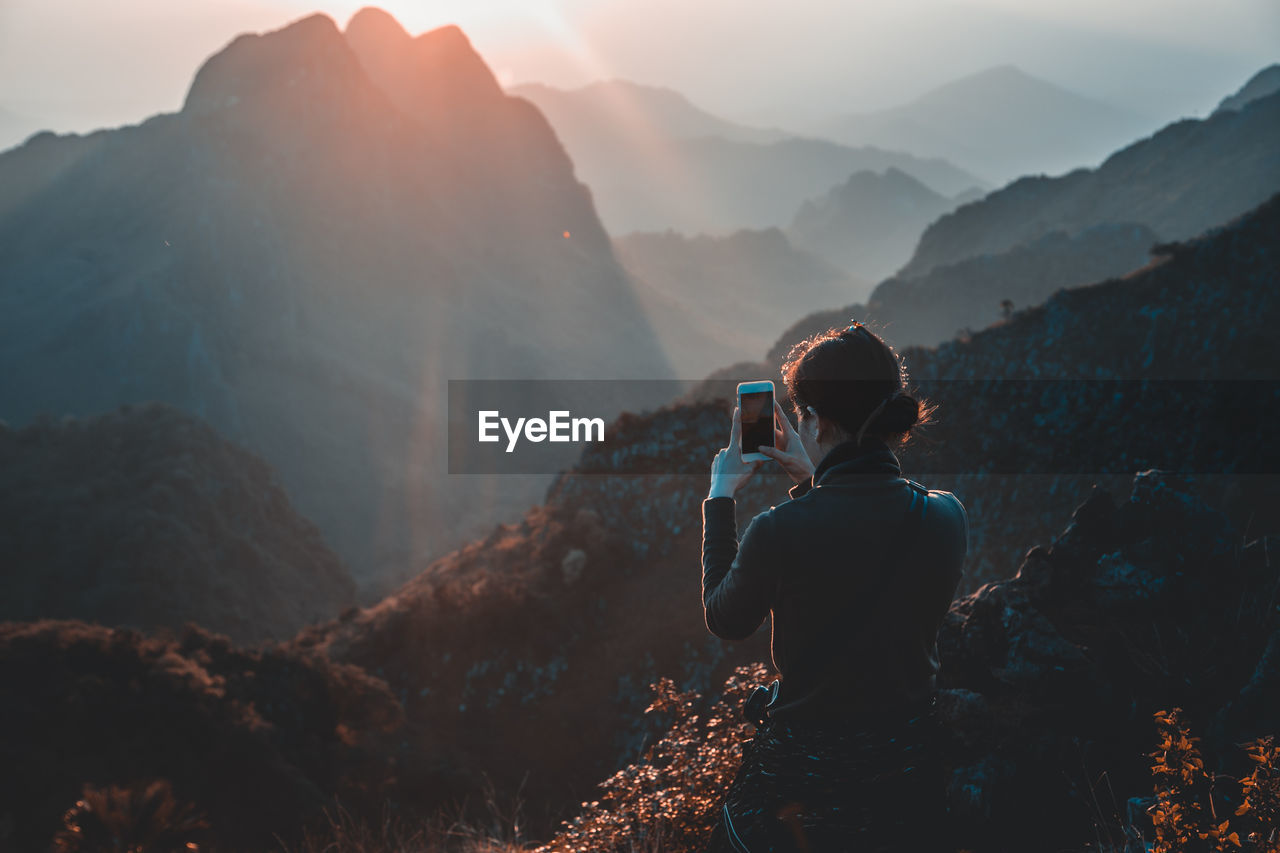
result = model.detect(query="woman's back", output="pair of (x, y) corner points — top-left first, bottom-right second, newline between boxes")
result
(704, 436), (968, 724)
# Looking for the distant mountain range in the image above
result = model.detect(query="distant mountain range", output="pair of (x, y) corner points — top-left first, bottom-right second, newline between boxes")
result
(509, 79), (984, 235)
(811, 65), (1158, 185)
(900, 88), (1280, 279)
(0, 403), (355, 643)
(0, 9), (673, 593)
(764, 67), (1280, 352)
(785, 166), (979, 282)
(783, 222), (1159, 353)
(510, 79), (790, 146)
(613, 227), (866, 377)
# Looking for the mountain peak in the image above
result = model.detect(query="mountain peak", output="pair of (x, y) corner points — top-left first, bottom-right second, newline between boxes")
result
(183, 13), (364, 116)
(914, 64), (1069, 106)
(344, 16), (502, 121)
(417, 23), (470, 48)
(345, 7), (411, 47)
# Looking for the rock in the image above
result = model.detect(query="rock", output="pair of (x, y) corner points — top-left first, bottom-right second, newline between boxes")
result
(561, 548), (587, 584)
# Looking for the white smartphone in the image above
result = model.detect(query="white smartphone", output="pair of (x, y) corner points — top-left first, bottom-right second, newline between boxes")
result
(737, 380), (775, 462)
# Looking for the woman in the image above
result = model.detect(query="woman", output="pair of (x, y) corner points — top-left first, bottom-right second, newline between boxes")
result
(700, 322), (968, 852)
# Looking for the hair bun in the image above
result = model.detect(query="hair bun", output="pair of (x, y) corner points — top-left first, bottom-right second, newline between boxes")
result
(875, 392), (920, 434)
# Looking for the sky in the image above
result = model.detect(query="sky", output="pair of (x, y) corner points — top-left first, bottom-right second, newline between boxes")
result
(0, 0), (1276, 149)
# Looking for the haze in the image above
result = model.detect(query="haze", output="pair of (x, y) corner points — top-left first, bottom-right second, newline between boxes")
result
(0, 0), (1275, 151)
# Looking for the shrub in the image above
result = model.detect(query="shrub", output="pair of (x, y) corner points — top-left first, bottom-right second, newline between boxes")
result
(536, 663), (768, 853)
(1146, 707), (1279, 852)
(51, 779), (209, 853)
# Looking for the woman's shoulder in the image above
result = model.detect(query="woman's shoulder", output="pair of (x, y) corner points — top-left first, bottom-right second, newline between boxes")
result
(920, 487), (969, 554)
(923, 487), (966, 518)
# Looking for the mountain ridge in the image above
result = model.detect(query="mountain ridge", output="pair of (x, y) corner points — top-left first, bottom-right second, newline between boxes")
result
(814, 64), (1157, 185)
(509, 77), (986, 234)
(899, 88), (1280, 278)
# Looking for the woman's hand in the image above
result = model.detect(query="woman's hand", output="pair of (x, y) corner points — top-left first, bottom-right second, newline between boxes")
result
(757, 399), (815, 485)
(708, 406), (763, 499)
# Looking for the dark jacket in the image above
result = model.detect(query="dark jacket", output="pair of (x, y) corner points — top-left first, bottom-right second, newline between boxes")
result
(701, 436), (968, 723)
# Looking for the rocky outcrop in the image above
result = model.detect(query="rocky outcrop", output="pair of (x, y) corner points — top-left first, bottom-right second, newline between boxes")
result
(937, 470), (1278, 849)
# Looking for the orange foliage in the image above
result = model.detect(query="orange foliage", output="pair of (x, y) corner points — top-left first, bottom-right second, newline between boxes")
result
(1147, 708), (1279, 852)
(535, 662), (768, 853)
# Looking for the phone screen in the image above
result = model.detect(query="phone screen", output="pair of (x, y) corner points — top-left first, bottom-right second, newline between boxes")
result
(740, 389), (774, 454)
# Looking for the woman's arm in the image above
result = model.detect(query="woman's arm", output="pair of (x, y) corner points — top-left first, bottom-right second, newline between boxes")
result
(700, 405), (778, 640)
(701, 499), (777, 640)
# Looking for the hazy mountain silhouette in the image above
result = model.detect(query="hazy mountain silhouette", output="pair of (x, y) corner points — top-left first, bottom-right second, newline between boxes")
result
(614, 227), (867, 377)
(303, 193), (1280, 837)
(0, 10), (673, 594)
(510, 79), (790, 146)
(781, 222), (1159, 352)
(900, 88), (1280, 278)
(509, 79), (985, 234)
(814, 65), (1157, 185)
(785, 167), (980, 282)
(1215, 63), (1280, 113)
(0, 403), (355, 643)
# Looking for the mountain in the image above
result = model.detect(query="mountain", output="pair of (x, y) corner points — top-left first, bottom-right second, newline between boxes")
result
(785, 167), (976, 282)
(0, 10), (673, 594)
(787, 222), (1159, 352)
(0, 403), (355, 644)
(1215, 63), (1280, 113)
(899, 90), (1280, 278)
(613, 227), (867, 378)
(814, 65), (1157, 185)
(301, 194), (1280, 839)
(509, 79), (789, 147)
(508, 80), (986, 234)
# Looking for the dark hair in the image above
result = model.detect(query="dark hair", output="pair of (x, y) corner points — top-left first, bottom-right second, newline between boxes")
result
(780, 322), (934, 448)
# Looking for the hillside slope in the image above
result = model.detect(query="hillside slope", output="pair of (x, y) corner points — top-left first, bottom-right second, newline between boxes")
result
(899, 90), (1280, 278)
(0, 402), (355, 644)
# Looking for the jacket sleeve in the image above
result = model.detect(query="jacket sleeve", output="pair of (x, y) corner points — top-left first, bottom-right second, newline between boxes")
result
(701, 497), (777, 640)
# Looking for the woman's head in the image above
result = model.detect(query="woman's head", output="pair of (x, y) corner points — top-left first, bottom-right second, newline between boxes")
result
(780, 322), (932, 455)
